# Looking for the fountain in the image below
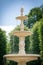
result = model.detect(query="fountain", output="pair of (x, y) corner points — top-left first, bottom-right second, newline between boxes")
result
(3, 8), (40, 65)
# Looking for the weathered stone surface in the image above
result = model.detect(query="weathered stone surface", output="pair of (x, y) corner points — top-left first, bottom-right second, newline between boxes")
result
(4, 54), (40, 62)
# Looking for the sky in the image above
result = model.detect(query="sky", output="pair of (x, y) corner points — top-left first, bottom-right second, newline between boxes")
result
(0, 0), (43, 34)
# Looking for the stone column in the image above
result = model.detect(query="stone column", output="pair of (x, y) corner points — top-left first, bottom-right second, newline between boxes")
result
(18, 62), (26, 65)
(20, 8), (24, 31)
(19, 37), (25, 54)
(20, 20), (24, 31)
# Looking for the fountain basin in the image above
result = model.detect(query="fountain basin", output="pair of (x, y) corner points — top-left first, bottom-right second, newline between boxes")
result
(13, 31), (32, 37)
(3, 54), (40, 62)
(16, 16), (28, 20)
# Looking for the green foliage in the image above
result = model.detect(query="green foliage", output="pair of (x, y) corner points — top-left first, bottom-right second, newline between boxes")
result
(25, 6), (43, 28)
(10, 35), (19, 53)
(24, 26), (29, 31)
(8, 61), (17, 65)
(38, 19), (43, 65)
(27, 16), (36, 28)
(14, 25), (20, 31)
(27, 59), (41, 65)
(0, 28), (7, 65)
(25, 36), (30, 53)
(29, 7), (42, 19)
(6, 42), (11, 54)
(30, 22), (40, 54)
(29, 19), (43, 64)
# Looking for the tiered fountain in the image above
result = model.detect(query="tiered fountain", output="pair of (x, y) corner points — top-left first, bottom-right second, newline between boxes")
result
(4, 8), (40, 65)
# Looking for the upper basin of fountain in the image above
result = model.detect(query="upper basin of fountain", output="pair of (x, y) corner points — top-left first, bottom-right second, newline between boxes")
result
(16, 16), (28, 20)
(13, 31), (32, 37)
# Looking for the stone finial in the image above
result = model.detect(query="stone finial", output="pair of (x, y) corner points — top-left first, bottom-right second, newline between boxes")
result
(21, 8), (24, 16)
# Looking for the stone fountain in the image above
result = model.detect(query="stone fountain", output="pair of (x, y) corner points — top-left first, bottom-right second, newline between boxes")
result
(4, 8), (40, 65)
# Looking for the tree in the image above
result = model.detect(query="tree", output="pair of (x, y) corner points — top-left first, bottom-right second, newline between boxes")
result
(0, 28), (7, 65)
(24, 5), (43, 28)
(10, 35), (19, 53)
(27, 59), (41, 65)
(38, 19), (43, 65)
(28, 7), (42, 20)
(30, 22), (40, 54)
(25, 36), (30, 54)
(29, 19), (43, 65)
(6, 42), (11, 54)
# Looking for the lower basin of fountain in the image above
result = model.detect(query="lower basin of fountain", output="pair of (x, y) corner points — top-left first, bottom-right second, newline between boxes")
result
(3, 54), (40, 62)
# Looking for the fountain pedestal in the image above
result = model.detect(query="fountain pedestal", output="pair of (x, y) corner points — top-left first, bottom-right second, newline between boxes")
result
(18, 62), (26, 65)
(19, 37), (25, 54)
